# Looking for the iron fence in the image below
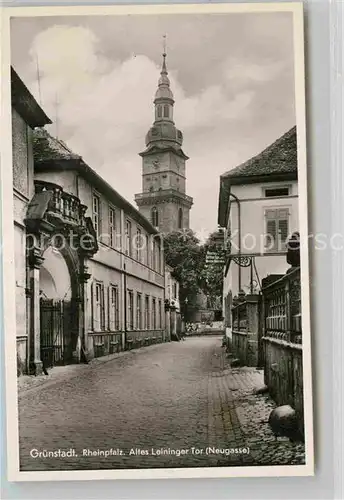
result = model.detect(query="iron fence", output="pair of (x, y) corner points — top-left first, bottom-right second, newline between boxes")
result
(263, 267), (302, 344)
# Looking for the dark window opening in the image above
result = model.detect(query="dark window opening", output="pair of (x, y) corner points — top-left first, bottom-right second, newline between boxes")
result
(178, 207), (183, 229)
(151, 207), (159, 227)
(265, 187), (290, 197)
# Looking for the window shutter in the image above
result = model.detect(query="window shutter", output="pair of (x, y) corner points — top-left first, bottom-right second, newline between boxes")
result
(116, 288), (119, 330)
(278, 209), (289, 245)
(90, 282), (94, 331)
(278, 219), (288, 243)
(101, 285), (105, 330)
(265, 209), (277, 249)
(107, 287), (110, 331)
(267, 219), (277, 237)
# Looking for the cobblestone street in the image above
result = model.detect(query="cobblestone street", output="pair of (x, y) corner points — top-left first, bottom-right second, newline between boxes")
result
(18, 336), (305, 471)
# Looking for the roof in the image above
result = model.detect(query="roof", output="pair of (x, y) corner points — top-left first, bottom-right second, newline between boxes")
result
(33, 128), (80, 162)
(33, 129), (159, 235)
(218, 126), (298, 227)
(222, 126), (297, 180)
(11, 67), (51, 128)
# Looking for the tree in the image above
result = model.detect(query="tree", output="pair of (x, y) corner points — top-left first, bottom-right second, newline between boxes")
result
(163, 229), (204, 319)
(199, 230), (228, 310)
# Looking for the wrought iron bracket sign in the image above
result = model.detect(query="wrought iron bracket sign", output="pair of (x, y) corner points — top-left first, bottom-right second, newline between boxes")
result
(231, 255), (253, 267)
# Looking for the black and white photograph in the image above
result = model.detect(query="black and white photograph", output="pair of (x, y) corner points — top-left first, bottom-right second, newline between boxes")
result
(2, 3), (313, 480)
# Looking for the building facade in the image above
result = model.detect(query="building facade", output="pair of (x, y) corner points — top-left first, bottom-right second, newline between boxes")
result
(33, 128), (166, 367)
(11, 68), (52, 375)
(135, 52), (193, 233)
(218, 127), (299, 331)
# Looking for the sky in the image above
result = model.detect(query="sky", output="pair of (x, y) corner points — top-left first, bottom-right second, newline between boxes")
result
(10, 12), (296, 240)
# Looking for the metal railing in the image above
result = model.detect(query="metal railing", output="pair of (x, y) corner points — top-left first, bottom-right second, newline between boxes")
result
(232, 301), (248, 333)
(263, 267), (302, 344)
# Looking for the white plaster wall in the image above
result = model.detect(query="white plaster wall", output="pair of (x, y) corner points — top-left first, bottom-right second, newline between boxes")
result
(14, 224), (27, 338)
(40, 247), (72, 300)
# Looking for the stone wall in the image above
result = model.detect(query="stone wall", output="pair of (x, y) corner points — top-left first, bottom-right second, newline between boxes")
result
(263, 337), (304, 435)
(262, 266), (303, 436)
(231, 294), (260, 366)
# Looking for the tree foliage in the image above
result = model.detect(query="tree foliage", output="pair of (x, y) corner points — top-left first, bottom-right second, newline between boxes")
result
(199, 231), (227, 309)
(163, 230), (204, 317)
(163, 229), (228, 318)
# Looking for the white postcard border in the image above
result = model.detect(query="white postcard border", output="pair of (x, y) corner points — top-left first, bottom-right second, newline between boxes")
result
(0, 2), (314, 482)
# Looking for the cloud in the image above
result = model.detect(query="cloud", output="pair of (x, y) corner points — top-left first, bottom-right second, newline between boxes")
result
(12, 15), (296, 238)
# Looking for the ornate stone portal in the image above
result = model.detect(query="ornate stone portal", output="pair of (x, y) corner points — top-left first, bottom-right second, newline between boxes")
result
(25, 180), (98, 375)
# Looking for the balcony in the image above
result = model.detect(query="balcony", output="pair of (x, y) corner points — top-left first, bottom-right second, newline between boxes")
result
(34, 180), (87, 227)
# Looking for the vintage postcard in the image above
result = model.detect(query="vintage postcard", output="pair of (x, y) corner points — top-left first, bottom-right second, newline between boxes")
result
(1, 3), (313, 481)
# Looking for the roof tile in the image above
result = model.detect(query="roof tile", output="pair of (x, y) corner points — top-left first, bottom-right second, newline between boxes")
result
(221, 126), (297, 180)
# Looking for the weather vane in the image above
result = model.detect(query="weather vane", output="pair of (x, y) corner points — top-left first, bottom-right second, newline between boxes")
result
(163, 34), (167, 55)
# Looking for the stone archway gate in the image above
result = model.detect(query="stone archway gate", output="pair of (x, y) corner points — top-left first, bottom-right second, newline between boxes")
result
(25, 180), (98, 375)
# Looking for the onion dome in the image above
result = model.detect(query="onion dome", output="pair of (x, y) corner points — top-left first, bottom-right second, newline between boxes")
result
(145, 121), (183, 147)
(144, 50), (184, 149)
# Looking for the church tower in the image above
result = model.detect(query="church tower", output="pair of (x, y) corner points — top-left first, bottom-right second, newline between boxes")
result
(135, 47), (193, 233)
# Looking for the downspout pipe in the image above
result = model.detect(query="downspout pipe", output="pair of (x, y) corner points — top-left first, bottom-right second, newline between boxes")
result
(229, 192), (242, 292)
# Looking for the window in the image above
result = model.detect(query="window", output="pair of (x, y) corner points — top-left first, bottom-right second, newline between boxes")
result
(109, 285), (119, 330)
(158, 299), (162, 329)
(157, 105), (162, 118)
(136, 293), (142, 330)
(136, 227), (142, 261)
(265, 208), (289, 251)
(152, 239), (157, 271)
(145, 234), (150, 266)
(93, 194), (101, 238)
(163, 104), (169, 118)
(151, 207), (159, 227)
(125, 220), (132, 256)
(109, 207), (116, 248)
(145, 296), (150, 330)
(157, 241), (161, 273)
(152, 298), (157, 329)
(264, 187), (290, 197)
(173, 282), (177, 299)
(95, 282), (105, 331)
(128, 290), (134, 330)
(154, 238), (161, 273)
(178, 207), (183, 229)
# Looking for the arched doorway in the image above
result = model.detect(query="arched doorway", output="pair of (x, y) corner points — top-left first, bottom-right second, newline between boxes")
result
(39, 246), (77, 368)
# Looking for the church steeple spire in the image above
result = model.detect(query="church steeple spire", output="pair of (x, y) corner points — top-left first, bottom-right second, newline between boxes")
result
(135, 38), (193, 233)
(160, 34), (168, 78)
(154, 37), (174, 123)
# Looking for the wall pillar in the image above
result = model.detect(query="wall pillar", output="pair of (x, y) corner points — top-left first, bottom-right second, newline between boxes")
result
(170, 306), (177, 338)
(79, 261), (91, 363)
(28, 246), (44, 375)
(165, 308), (171, 342)
(245, 294), (260, 366)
